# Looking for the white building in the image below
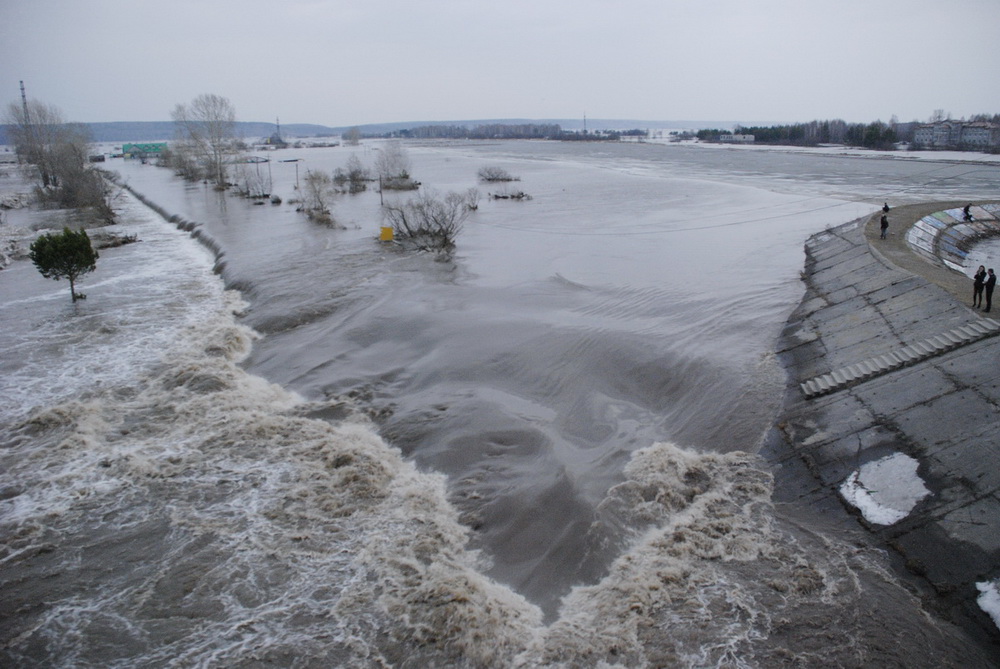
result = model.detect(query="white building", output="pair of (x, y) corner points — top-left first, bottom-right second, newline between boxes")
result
(719, 134), (755, 144)
(914, 120), (1000, 150)
(960, 122), (1000, 149)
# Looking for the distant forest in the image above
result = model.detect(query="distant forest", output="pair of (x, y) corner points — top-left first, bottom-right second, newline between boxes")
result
(697, 113), (1000, 150)
(372, 123), (649, 141)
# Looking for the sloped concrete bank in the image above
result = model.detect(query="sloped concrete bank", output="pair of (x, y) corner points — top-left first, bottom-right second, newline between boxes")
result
(763, 201), (1000, 659)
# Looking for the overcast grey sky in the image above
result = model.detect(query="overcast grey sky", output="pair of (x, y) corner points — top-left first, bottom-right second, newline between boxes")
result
(3, 0), (998, 127)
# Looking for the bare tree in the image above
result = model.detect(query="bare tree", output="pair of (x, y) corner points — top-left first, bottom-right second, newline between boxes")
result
(477, 166), (518, 182)
(4, 99), (63, 188)
(335, 153), (370, 193)
(382, 190), (471, 253)
(171, 94), (239, 187)
(374, 141), (416, 190)
(233, 159), (271, 199)
(465, 187), (481, 211)
(3, 98), (114, 221)
(343, 126), (362, 146)
(301, 169), (337, 224)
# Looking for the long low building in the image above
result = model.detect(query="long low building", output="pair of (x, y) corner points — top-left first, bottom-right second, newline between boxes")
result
(914, 120), (1000, 150)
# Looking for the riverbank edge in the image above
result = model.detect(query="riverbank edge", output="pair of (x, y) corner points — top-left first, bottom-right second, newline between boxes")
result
(761, 200), (1000, 660)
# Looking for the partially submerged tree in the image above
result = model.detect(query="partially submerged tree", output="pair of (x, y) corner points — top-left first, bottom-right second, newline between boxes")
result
(233, 158), (272, 199)
(29, 227), (99, 302)
(374, 141), (417, 191)
(301, 169), (337, 224)
(4, 99), (65, 188)
(333, 154), (371, 193)
(464, 187), (481, 211)
(170, 94), (239, 187)
(477, 166), (518, 182)
(382, 190), (472, 253)
(3, 99), (114, 221)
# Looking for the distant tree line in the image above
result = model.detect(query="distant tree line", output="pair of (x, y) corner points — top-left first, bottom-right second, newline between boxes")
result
(383, 123), (563, 140)
(555, 128), (647, 141)
(697, 119), (898, 150)
(968, 113), (1000, 123)
(373, 123), (649, 142)
(697, 111), (999, 151)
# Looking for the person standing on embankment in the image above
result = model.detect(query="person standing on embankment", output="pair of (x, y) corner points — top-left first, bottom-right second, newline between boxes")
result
(973, 265), (987, 308)
(984, 269), (996, 312)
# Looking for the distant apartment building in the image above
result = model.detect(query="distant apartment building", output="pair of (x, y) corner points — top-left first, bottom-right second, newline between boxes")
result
(719, 134), (755, 144)
(960, 122), (1000, 149)
(913, 120), (1000, 150)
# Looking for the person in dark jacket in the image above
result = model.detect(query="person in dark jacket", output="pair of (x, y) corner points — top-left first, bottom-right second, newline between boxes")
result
(880, 214), (889, 239)
(984, 269), (996, 313)
(973, 265), (987, 308)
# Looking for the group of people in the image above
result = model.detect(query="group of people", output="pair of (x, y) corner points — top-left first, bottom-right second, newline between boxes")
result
(973, 265), (996, 313)
(877, 201), (994, 312)
(881, 203), (974, 240)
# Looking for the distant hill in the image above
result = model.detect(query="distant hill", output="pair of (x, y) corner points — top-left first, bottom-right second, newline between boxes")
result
(0, 121), (342, 145)
(79, 121), (341, 143)
(1, 118), (741, 145)
(339, 118), (738, 136)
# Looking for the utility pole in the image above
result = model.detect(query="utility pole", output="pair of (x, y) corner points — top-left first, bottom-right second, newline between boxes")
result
(18, 79), (43, 180)
(20, 80), (29, 118)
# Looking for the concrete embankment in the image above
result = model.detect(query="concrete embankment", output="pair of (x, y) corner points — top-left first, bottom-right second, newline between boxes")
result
(765, 201), (1000, 657)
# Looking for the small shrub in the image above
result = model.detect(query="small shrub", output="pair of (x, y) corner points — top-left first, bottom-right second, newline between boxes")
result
(477, 166), (519, 182)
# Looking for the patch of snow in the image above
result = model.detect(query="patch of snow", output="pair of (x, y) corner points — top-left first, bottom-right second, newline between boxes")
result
(839, 452), (931, 525)
(649, 138), (1000, 164)
(976, 580), (1000, 631)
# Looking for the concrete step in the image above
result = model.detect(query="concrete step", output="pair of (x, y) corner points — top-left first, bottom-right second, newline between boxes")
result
(800, 320), (1000, 399)
(939, 331), (965, 346)
(953, 325), (980, 341)
(960, 323), (990, 337)
(965, 320), (994, 335)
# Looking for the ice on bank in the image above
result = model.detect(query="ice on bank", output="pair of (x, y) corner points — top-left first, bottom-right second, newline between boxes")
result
(839, 452), (931, 525)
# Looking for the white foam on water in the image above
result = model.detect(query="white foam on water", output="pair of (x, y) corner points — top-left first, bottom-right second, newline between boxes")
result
(838, 452), (931, 526)
(0, 194), (231, 423)
(1, 316), (987, 666)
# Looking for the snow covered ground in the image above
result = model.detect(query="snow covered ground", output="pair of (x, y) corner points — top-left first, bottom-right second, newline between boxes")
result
(839, 452), (932, 526)
(650, 137), (1000, 165)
